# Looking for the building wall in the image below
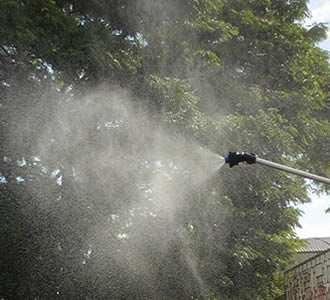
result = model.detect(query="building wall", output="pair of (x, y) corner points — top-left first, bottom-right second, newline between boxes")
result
(285, 250), (330, 300)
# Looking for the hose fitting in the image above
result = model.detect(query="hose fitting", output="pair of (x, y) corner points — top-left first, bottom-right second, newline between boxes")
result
(224, 152), (256, 168)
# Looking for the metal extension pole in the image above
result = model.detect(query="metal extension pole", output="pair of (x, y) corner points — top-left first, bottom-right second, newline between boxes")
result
(255, 158), (330, 185)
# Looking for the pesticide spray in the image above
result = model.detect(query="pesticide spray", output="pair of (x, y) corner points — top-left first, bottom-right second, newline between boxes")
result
(224, 152), (330, 185)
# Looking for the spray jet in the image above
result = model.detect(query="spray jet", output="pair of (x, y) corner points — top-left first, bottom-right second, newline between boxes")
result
(224, 152), (330, 185)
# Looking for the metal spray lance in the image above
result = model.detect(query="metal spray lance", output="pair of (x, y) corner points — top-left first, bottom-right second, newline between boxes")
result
(224, 152), (330, 185)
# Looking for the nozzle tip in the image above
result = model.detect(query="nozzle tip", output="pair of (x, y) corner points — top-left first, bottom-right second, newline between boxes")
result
(224, 152), (256, 168)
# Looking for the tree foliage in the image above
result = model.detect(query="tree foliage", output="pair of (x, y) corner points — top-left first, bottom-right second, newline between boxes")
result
(0, 0), (329, 299)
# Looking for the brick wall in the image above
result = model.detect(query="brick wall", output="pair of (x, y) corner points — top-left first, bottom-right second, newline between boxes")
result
(285, 250), (330, 300)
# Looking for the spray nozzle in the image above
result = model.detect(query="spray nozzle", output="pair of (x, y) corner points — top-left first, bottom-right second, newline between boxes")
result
(223, 151), (330, 184)
(224, 152), (256, 168)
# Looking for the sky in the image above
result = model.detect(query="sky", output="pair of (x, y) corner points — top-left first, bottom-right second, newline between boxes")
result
(296, 193), (329, 238)
(307, 0), (330, 50)
(295, 0), (330, 238)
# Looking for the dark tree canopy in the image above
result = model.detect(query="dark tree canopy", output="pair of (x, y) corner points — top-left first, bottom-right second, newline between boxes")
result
(0, 0), (329, 299)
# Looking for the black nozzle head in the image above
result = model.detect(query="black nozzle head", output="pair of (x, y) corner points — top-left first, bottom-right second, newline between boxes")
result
(224, 152), (256, 168)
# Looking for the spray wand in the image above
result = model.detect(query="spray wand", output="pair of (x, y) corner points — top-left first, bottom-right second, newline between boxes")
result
(224, 152), (330, 185)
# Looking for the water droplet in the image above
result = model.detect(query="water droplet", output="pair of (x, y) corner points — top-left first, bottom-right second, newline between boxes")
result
(16, 176), (25, 183)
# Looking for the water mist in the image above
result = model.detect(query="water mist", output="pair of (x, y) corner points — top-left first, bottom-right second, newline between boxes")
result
(5, 84), (227, 299)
